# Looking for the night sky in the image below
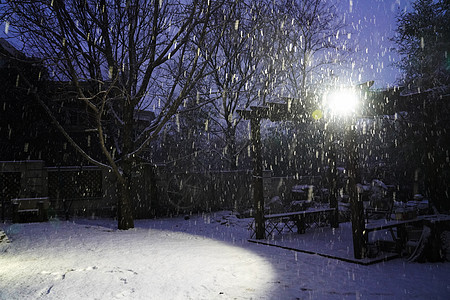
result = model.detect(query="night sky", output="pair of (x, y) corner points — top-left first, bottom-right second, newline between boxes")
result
(339, 0), (412, 88)
(1, 0), (412, 89)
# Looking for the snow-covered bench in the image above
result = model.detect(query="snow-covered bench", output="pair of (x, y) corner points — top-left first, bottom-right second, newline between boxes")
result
(11, 197), (49, 223)
(364, 217), (423, 256)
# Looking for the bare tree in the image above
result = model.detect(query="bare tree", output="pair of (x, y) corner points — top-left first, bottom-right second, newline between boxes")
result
(273, 0), (348, 109)
(263, 0), (351, 179)
(1, 0), (226, 229)
(185, 0), (284, 170)
(176, 0), (349, 172)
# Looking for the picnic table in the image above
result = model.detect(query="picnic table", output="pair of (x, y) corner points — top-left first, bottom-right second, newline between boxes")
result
(250, 207), (335, 238)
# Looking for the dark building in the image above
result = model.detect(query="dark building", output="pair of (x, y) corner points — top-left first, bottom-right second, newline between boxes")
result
(0, 38), (83, 165)
(1, 38), (156, 167)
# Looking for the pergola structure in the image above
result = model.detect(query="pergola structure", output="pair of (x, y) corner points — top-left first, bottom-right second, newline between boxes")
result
(237, 101), (341, 241)
(240, 81), (377, 259)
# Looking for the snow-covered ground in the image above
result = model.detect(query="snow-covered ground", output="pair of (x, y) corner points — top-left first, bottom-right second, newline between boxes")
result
(1, 212), (449, 300)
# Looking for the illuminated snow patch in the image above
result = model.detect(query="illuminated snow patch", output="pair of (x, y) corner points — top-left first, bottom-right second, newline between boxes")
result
(0, 221), (275, 299)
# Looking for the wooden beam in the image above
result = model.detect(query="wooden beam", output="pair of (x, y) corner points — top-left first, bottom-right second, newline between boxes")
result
(346, 123), (366, 259)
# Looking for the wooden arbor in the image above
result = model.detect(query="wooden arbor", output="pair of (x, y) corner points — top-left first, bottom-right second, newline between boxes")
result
(237, 102), (317, 240)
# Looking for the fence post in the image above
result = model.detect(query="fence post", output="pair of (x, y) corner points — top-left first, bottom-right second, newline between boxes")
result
(251, 118), (265, 239)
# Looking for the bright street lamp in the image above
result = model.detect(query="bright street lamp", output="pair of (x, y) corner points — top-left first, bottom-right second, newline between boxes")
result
(322, 87), (360, 117)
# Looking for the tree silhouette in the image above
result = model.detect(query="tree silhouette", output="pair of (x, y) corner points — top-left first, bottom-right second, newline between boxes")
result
(1, 0), (228, 229)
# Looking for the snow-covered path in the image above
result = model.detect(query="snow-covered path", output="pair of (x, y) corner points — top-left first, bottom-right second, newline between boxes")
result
(1, 212), (449, 299)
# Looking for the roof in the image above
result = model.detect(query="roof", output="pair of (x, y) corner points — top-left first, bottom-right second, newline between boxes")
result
(0, 38), (24, 58)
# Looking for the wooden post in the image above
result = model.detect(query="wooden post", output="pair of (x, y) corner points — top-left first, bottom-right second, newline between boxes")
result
(12, 202), (19, 223)
(237, 102), (292, 240)
(251, 117), (265, 239)
(1, 198), (4, 222)
(346, 122), (366, 259)
(328, 140), (339, 228)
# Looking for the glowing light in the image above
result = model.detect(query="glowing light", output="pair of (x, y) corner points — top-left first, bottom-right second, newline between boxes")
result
(312, 109), (323, 120)
(323, 88), (359, 117)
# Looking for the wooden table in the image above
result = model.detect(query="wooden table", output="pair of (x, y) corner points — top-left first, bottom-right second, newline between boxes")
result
(250, 208), (335, 238)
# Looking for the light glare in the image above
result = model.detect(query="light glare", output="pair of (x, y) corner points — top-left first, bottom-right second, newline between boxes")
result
(323, 89), (359, 116)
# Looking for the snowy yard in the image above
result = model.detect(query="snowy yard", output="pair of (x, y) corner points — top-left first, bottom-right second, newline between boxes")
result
(1, 212), (449, 300)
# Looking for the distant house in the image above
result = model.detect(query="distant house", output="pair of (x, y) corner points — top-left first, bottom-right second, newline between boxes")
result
(0, 38), (23, 59)
(0, 38), (156, 166)
(0, 38), (57, 163)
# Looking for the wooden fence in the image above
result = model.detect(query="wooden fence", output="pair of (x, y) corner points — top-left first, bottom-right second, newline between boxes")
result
(1, 161), (322, 220)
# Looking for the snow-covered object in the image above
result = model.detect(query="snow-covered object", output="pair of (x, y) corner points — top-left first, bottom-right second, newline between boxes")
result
(357, 183), (371, 194)
(0, 230), (8, 242)
(0, 229), (10, 252)
(369, 179), (391, 210)
(265, 196), (284, 213)
(292, 185), (313, 193)
(290, 200), (312, 211)
(371, 179), (388, 190)
(292, 185), (314, 201)
(406, 200), (429, 211)
(336, 167), (345, 173)
(393, 200), (406, 209)
(413, 194), (424, 201)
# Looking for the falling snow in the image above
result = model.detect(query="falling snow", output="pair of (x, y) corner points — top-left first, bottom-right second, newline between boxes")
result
(0, 0), (449, 299)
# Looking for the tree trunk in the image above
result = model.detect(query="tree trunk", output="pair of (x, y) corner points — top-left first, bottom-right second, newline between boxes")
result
(118, 175), (134, 230)
(117, 99), (135, 230)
